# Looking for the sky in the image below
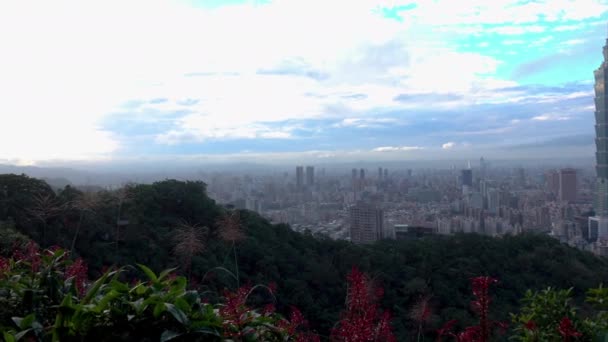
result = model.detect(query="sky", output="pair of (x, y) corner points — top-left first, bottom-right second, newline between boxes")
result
(1, 0), (607, 166)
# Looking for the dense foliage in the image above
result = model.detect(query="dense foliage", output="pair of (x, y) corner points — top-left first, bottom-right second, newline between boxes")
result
(0, 243), (319, 341)
(3, 174), (608, 340)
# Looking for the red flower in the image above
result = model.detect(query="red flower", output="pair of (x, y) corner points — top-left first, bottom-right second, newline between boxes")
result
(558, 317), (582, 341)
(278, 307), (319, 342)
(330, 267), (396, 342)
(437, 319), (458, 339)
(524, 320), (537, 331)
(13, 241), (41, 273)
(64, 258), (88, 297)
(437, 276), (504, 342)
(0, 256), (9, 277)
(262, 303), (275, 316)
(220, 285), (252, 338)
(470, 276), (498, 342)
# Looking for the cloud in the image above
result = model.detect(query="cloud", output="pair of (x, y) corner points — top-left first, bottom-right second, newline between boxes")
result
(531, 114), (571, 121)
(334, 117), (400, 128)
(0, 0), (605, 162)
(372, 146), (424, 152)
(257, 58), (330, 81)
(442, 142), (457, 150)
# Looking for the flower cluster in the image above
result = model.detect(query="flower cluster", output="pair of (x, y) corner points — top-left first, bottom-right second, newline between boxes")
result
(0, 256), (9, 277)
(557, 317), (582, 341)
(13, 241), (41, 273)
(278, 307), (320, 342)
(330, 267), (396, 342)
(220, 285), (258, 339)
(64, 258), (88, 297)
(437, 276), (507, 342)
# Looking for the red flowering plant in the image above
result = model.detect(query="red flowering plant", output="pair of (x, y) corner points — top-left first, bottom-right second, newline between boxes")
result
(437, 276), (507, 342)
(558, 317), (582, 342)
(511, 287), (583, 341)
(218, 283), (319, 341)
(330, 267), (396, 342)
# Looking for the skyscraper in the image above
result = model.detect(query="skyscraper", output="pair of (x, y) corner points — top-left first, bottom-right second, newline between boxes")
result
(296, 166), (304, 189)
(559, 168), (577, 202)
(349, 202), (384, 244)
(461, 169), (473, 187)
(378, 167), (383, 180)
(305, 166), (314, 186)
(591, 36), (608, 238)
(545, 170), (560, 195)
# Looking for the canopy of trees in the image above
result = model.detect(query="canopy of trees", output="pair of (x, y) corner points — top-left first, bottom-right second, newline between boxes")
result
(1, 174), (608, 340)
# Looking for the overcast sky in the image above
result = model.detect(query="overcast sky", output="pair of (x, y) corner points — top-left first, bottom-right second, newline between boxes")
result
(1, 0), (607, 165)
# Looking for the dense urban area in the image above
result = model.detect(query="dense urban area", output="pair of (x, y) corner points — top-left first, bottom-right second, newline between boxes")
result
(201, 162), (600, 251)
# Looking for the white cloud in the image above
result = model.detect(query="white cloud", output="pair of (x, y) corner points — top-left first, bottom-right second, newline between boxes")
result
(442, 142), (457, 150)
(531, 114), (571, 121)
(0, 0), (602, 161)
(372, 146), (424, 152)
(335, 117), (400, 128)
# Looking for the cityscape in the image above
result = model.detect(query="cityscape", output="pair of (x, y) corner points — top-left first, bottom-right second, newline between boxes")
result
(204, 161), (597, 250)
(4, 1), (608, 340)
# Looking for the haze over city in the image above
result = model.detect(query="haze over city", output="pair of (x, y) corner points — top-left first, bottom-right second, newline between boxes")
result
(2, 0), (607, 169)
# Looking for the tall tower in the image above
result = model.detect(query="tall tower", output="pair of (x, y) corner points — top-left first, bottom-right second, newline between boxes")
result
(305, 166), (314, 186)
(558, 168), (577, 202)
(591, 35), (608, 238)
(296, 166), (304, 189)
(349, 202), (385, 244)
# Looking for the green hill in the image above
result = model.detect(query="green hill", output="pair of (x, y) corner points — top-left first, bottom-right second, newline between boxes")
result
(2, 174), (608, 340)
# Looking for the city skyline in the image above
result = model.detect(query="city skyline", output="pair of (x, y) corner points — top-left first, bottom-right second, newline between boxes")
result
(0, 1), (607, 166)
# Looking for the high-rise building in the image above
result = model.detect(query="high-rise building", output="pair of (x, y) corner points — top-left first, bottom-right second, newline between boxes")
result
(488, 188), (500, 214)
(349, 202), (384, 244)
(592, 35), (608, 240)
(383, 168), (388, 179)
(378, 167), (383, 180)
(296, 166), (304, 189)
(305, 166), (314, 186)
(559, 168), (577, 202)
(479, 157), (487, 180)
(461, 169), (473, 187)
(515, 168), (526, 188)
(360, 168), (365, 179)
(545, 170), (560, 195)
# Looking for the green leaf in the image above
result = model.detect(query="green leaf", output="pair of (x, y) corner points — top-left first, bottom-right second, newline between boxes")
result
(160, 330), (182, 342)
(165, 303), (189, 326)
(174, 297), (191, 314)
(135, 283), (148, 296)
(137, 264), (158, 282)
(158, 267), (178, 282)
(3, 331), (16, 342)
(110, 279), (130, 293)
(14, 329), (33, 341)
(82, 268), (114, 305)
(153, 302), (165, 318)
(131, 298), (145, 314)
(192, 328), (221, 337)
(94, 289), (121, 313)
(12, 314), (34, 330)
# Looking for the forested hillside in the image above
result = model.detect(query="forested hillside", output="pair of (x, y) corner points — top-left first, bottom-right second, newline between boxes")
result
(2, 173), (608, 340)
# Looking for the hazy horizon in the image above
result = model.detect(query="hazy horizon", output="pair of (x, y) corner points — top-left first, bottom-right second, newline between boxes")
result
(1, 0), (606, 166)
